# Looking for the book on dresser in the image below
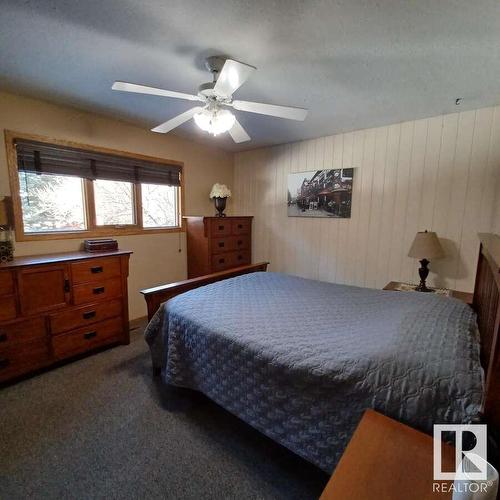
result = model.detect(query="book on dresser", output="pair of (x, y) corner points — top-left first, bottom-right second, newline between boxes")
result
(0, 249), (132, 384)
(184, 216), (253, 279)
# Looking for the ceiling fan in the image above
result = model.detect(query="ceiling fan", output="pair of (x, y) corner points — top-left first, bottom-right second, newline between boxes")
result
(112, 56), (308, 143)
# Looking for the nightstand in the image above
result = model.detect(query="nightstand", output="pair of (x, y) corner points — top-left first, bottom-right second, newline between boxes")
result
(383, 281), (473, 306)
(320, 410), (454, 500)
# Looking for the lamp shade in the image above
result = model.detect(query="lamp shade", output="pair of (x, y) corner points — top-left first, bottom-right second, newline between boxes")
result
(408, 231), (444, 260)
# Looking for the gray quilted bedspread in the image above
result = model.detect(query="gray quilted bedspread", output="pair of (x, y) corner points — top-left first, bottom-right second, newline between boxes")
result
(144, 272), (483, 472)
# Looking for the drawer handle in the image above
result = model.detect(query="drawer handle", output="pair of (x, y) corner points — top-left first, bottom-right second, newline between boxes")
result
(82, 310), (96, 320)
(237, 240), (243, 246)
(219, 258), (225, 264)
(64, 279), (70, 293)
(83, 331), (97, 340)
(93, 287), (105, 294)
(237, 255), (243, 260)
(218, 242), (225, 248)
(218, 225), (224, 230)
(91, 266), (103, 274)
(0, 333), (7, 343)
(238, 224), (243, 229)
(0, 358), (10, 370)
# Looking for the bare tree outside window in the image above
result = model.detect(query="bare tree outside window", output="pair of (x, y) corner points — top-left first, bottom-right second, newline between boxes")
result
(19, 172), (86, 232)
(94, 179), (135, 226)
(142, 183), (178, 227)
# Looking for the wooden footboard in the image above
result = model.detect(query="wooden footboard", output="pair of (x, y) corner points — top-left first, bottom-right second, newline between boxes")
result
(140, 262), (269, 321)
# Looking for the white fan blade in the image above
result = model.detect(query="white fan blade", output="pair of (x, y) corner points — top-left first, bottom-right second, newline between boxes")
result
(112, 81), (201, 101)
(229, 119), (251, 143)
(213, 59), (256, 97)
(232, 100), (308, 121)
(151, 106), (203, 133)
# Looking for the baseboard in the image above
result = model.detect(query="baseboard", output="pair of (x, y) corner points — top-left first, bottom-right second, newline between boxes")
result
(129, 316), (148, 331)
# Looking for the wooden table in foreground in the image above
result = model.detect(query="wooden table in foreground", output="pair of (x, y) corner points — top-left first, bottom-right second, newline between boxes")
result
(320, 410), (454, 500)
(383, 281), (473, 305)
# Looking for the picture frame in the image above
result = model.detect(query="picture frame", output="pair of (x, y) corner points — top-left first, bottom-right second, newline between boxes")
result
(287, 169), (353, 218)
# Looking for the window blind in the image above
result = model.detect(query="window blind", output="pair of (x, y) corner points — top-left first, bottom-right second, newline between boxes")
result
(15, 139), (182, 186)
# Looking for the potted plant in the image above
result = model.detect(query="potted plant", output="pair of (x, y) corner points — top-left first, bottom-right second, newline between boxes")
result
(210, 183), (231, 217)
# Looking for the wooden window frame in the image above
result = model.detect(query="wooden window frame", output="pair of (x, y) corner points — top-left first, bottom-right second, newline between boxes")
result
(4, 130), (185, 241)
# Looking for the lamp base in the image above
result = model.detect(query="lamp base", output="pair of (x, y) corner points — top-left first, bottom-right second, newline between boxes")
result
(0, 228), (14, 263)
(415, 258), (433, 292)
(414, 282), (434, 292)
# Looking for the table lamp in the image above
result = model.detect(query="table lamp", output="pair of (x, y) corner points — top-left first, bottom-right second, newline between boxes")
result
(0, 197), (14, 263)
(0, 198), (8, 228)
(408, 230), (444, 292)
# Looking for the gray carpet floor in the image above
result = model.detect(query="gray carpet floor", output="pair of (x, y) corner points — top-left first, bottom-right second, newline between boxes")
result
(0, 324), (328, 499)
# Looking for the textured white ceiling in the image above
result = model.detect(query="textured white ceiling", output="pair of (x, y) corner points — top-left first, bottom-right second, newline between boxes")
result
(0, 0), (499, 152)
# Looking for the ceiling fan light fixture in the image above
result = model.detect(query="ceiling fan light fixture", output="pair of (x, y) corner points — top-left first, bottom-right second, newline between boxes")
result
(113, 56), (307, 143)
(193, 109), (211, 131)
(194, 107), (236, 136)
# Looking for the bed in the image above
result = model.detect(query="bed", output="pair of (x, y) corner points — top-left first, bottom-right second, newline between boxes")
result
(141, 234), (500, 473)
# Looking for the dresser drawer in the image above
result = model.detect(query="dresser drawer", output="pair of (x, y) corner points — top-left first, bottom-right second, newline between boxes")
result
(211, 235), (250, 254)
(0, 271), (14, 296)
(211, 253), (234, 272)
(231, 218), (251, 235)
(0, 296), (17, 322)
(0, 338), (50, 382)
(211, 250), (251, 272)
(50, 299), (122, 335)
(232, 250), (251, 267)
(0, 317), (46, 347)
(209, 219), (232, 237)
(71, 257), (121, 284)
(211, 236), (235, 253)
(232, 235), (250, 251)
(52, 317), (123, 359)
(72, 277), (122, 305)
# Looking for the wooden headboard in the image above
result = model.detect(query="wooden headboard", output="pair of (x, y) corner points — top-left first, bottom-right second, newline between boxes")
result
(473, 233), (500, 429)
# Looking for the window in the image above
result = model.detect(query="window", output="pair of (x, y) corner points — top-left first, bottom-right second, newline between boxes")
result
(141, 183), (178, 228)
(19, 172), (87, 232)
(7, 133), (183, 240)
(94, 180), (135, 226)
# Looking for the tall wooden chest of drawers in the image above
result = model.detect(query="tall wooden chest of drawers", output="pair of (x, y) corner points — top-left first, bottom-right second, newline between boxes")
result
(0, 249), (131, 384)
(185, 216), (253, 278)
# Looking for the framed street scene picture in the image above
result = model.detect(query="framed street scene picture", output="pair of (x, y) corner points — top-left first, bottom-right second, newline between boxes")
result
(287, 168), (353, 218)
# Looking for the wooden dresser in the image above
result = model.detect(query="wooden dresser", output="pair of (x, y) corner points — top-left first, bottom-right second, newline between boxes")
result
(184, 216), (253, 278)
(0, 249), (131, 384)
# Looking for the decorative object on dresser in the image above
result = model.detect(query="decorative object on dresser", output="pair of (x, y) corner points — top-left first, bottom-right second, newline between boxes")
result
(209, 183), (232, 217)
(383, 281), (473, 305)
(0, 249), (131, 384)
(184, 216), (252, 279)
(408, 230), (445, 292)
(0, 197), (14, 263)
(84, 238), (119, 253)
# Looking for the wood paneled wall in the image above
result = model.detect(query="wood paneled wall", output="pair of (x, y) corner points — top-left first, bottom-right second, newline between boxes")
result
(234, 106), (500, 292)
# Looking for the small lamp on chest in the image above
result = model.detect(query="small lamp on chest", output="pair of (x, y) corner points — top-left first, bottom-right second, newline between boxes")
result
(0, 196), (14, 263)
(408, 230), (445, 292)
